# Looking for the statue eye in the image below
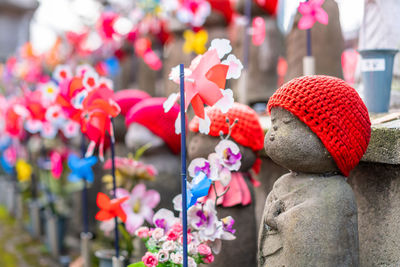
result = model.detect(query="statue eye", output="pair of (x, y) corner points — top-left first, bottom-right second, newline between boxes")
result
(283, 117), (292, 124)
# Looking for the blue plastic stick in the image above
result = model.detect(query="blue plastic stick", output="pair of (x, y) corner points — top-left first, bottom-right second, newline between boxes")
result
(306, 0), (312, 56)
(110, 118), (120, 258)
(179, 64), (188, 267)
(243, 0), (252, 69)
(81, 133), (89, 233)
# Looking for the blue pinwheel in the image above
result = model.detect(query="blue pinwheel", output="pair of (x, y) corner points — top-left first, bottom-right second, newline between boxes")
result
(67, 154), (98, 183)
(187, 172), (212, 209)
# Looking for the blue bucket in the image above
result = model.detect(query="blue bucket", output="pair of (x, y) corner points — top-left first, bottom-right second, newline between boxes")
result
(359, 49), (398, 113)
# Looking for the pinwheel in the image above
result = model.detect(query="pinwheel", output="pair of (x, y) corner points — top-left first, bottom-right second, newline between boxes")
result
(183, 29), (208, 55)
(187, 172), (212, 208)
(298, 0), (329, 30)
(15, 159), (32, 183)
(95, 192), (128, 222)
(184, 49), (228, 119)
(50, 151), (63, 179)
(67, 154), (98, 183)
(252, 17), (266, 46)
(80, 87), (121, 160)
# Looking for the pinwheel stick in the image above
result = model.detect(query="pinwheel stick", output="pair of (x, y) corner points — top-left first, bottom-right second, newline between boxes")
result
(81, 133), (89, 233)
(306, 0), (312, 56)
(110, 118), (120, 258)
(180, 63), (189, 267)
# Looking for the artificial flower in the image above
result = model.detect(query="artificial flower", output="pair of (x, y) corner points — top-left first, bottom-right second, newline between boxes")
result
(142, 252), (158, 267)
(222, 55), (243, 79)
(215, 140), (242, 171)
(208, 38), (232, 59)
(116, 183), (160, 234)
(15, 159), (32, 182)
(252, 16), (266, 46)
(103, 156), (157, 180)
(183, 29), (208, 55)
(298, 0), (329, 30)
(67, 154), (98, 183)
(152, 208), (179, 231)
(95, 192), (128, 222)
(176, 0), (211, 27)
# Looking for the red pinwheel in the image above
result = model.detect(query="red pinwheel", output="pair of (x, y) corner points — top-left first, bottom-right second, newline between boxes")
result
(95, 192), (128, 222)
(184, 49), (229, 119)
(81, 86), (120, 160)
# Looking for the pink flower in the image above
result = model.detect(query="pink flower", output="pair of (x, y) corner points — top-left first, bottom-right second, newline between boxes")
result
(152, 228), (165, 240)
(135, 226), (150, 238)
(142, 252), (158, 267)
(116, 184), (160, 234)
(197, 243), (211, 256)
(203, 253), (214, 264)
(171, 222), (183, 235)
(298, 0), (329, 30)
(179, 232), (193, 244)
(166, 229), (180, 241)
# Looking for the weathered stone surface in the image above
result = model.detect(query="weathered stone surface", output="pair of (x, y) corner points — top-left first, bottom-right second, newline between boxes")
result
(348, 162), (400, 267)
(285, 0), (344, 81)
(259, 172), (359, 267)
(362, 126), (400, 165)
(265, 107), (339, 173)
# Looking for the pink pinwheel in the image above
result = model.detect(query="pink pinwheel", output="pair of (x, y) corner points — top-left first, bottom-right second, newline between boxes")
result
(298, 0), (329, 30)
(50, 151), (63, 179)
(116, 184), (160, 234)
(184, 49), (228, 119)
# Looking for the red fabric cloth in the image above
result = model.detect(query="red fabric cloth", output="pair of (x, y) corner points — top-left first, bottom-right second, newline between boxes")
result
(204, 172), (251, 207)
(254, 0), (278, 15)
(125, 98), (181, 154)
(113, 89), (151, 116)
(207, 0), (235, 24)
(267, 75), (371, 176)
(189, 102), (264, 152)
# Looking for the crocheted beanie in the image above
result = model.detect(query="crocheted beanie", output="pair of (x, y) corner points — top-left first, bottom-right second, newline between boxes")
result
(125, 97), (181, 154)
(267, 75), (371, 176)
(113, 89), (150, 116)
(189, 102), (264, 152)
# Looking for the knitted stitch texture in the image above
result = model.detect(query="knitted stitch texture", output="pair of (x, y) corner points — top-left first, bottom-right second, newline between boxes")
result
(125, 97), (181, 154)
(267, 75), (371, 176)
(189, 102), (264, 151)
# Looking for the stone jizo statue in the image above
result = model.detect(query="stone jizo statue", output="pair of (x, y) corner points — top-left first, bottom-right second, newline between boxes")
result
(259, 75), (371, 267)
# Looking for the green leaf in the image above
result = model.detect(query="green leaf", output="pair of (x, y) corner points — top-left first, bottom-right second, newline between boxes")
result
(134, 143), (152, 160)
(128, 262), (145, 267)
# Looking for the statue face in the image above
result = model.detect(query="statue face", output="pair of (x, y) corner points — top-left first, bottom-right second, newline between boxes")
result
(264, 107), (339, 174)
(188, 133), (257, 172)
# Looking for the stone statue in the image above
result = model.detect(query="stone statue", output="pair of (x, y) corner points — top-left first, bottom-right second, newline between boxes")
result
(188, 102), (265, 267)
(124, 97), (181, 209)
(258, 75), (371, 267)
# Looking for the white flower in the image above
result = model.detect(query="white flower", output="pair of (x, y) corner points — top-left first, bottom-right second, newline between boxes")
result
(170, 252), (183, 264)
(62, 121), (80, 139)
(174, 112), (181, 134)
(162, 240), (176, 251)
(188, 158), (209, 178)
(53, 65), (72, 82)
(41, 122), (58, 139)
(214, 89), (234, 113)
(25, 120), (42, 134)
(198, 113), (211, 134)
(76, 64), (95, 77)
(82, 69), (99, 89)
(152, 228), (165, 240)
(219, 167), (232, 187)
(222, 54), (243, 79)
(188, 257), (197, 267)
(39, 82), (59, 102)
(153, 208), (179, 231)
(215, 140), (242, 171)
(157, 250), (170, 263)
(45, 105), (65, 126)
(209, 39), (232, 59)
(173, 194), (182, 212)
(169, 65), (192, 83)
(188, 243), (198, 254)
(98, 77), (114, 89)
(164, 93), (179, 113)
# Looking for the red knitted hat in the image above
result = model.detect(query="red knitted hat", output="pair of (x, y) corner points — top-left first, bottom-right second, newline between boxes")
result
(113, 89), (151, 116)
(267, 75), (371, 176)
(125, 97), (181, 154)
(189, 103), (264, 152)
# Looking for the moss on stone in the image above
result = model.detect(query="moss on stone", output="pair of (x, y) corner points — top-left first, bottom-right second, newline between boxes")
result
(362, 127), (400, 164)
